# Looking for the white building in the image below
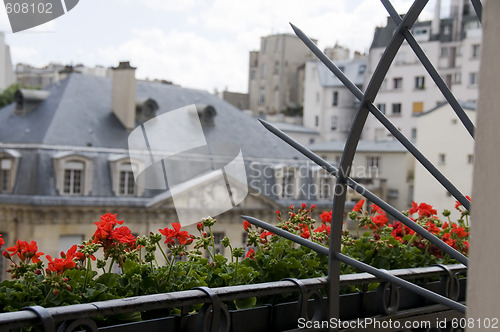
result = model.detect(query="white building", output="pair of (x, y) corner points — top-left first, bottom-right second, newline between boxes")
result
(364, 0), (481, 142)
(303, 57), (367, 142)
(309, 140), (412, 211)
(0, 32), (15, 91)
(413, 102), (475, 219)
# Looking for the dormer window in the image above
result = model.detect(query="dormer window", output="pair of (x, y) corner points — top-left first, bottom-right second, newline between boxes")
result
(0, 159), (13, 193)
(119, 163), (136, 196)
(54, 153), (93, 196)
(109, 156), (144, 197)
(0, 150), (20, 193)
(63, 161), (84, 194)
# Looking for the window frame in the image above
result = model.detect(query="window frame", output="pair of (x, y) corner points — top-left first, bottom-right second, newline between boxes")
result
(53, 153), (93, 196)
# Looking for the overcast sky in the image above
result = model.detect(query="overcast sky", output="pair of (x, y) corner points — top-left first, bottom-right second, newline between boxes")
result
(1, 0), (446, 93)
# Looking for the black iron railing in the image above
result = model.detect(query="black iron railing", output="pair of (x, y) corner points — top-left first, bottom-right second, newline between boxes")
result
(0, 264), (466, 331)
(244, 0), (480, 324)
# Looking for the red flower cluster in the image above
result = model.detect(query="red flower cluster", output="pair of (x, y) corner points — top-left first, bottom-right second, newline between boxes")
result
(299, 223), (310, 239)
(353, 199), (365, 212)
(245, 248), (255, 260)
(159, 223), (193, 246)
(409, 202), (437, 218)
(389, 221), (415, 242)
(3, 239), (44, 263)
(92, 213), (136, 250)
(46, 255), (76, 275)
(313, 223), (331, 235)
(319, 211), (332, 223)
(0, 234), (4, 249)
(367, 204), (388, 229)
(243, 220), (251, 232)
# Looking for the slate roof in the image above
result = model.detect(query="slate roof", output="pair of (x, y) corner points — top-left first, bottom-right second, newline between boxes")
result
(0, 73), (312, 204)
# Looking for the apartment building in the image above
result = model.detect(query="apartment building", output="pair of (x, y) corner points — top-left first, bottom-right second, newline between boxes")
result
(364, 0), (481, 142)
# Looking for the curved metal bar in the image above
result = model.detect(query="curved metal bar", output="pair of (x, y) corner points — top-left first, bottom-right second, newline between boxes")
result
(470, 0), (483, 24)
(242, 215), (466, 314)
(282, 278), (309, 319)
(22, 306), (55, 332)
(433, 264), (461, 301)
(258, 119), (468, 265)
(57, 318), (98, 332)
(194, 286), (229, 332)
(381, 0), (475, 138)
(290, 19), (471, 211)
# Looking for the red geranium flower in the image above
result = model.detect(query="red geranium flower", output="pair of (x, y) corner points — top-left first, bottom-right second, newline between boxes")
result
(243, 220), (251, 232)
(159, 223), (193, 246)
(5, 239), (44, 263)
(353, 199), (365, 212)
(0, 234), (4, 249)
(245, 248), (255, 260)
(46, 255), (76, 275)
(320, 211), (332, 223)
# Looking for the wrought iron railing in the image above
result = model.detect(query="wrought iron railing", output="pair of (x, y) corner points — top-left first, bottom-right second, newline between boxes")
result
(0, 0), (479, 330)
(243, 0), (480, 324)
(0, 264), (466, 331)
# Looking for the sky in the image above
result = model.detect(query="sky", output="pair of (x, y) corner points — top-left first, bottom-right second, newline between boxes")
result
(1, 0), (445, 93)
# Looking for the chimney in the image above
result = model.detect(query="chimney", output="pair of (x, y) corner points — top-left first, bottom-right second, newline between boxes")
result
(431, 0), (441, 37)
(112, 61), (136, 130)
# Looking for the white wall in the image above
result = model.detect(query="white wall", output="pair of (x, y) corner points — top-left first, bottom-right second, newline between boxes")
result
(413, 105), (475, 219)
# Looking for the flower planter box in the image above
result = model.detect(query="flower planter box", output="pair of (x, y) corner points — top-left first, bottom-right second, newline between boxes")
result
(0, 265), (466, 332)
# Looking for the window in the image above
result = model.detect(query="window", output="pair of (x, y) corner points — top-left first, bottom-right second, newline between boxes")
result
(275, 38), (280, 52)
(411, 128), (417, 140)
(0, 151), (19, 193)
(276, 168), (296, 199)
(332, 91), (338, 106)
(358, 64), (366, 74)
(259, 87), (265, 105)
(262, 39), (268, 53)
(392, 103), (402, 115)
(471, 44), (480, 59)
(468, 154), (474, 164)
(119, 163), (136, 196)
(315, 115), (319, 126)
(453, 73), (462, 84)
(318, 174), (332, 199)
(377, 103), (386, 114)
(367, 156), (381, 172)
(413, 102), (424, 113)
(274, 61), (279, 75)
(59, 235), (84, 253)
(393, 77), (403, 90)
(388, 189), (399, 198)
(331, 115), (338, 130)
(438, 153), (446, 165)
(260, 64), (267, 79)
(469, 72), (478, 86)
(63, 161), (84, 194)
(440, 47), (448, 57)
(0, 158), (12, 193)
(415, 76), (425, 89)
(250, 69), (256, 80)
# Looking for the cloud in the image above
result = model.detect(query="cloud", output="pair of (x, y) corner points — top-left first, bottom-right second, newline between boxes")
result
(95, 28), (248, 92)
(139, 0), (201, 12)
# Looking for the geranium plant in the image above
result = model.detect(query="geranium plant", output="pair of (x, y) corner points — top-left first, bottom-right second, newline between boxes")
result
(0, 200), (469, 315)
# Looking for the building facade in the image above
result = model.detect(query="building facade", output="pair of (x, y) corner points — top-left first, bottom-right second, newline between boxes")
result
(0, 63), (347, 280)
(0, 32), (15, 91)
(303, 57), (367, 142)
(248, 34), (316, 117)
(413, 102), (475, 219)
(363, 0), (481, 142)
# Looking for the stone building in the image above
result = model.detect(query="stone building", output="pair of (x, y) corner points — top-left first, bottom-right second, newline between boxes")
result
(0, 62), (342, 279)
